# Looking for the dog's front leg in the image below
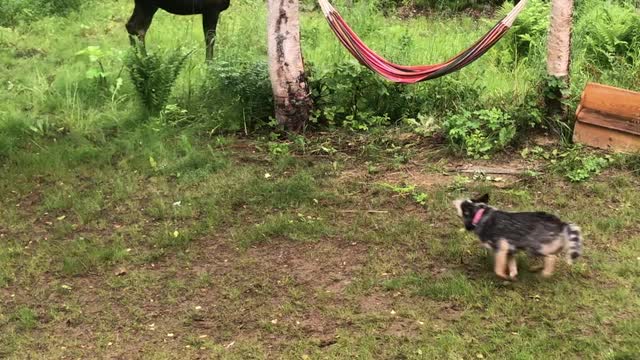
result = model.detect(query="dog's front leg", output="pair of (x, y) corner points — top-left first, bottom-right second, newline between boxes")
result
(494, 239), (510, 280)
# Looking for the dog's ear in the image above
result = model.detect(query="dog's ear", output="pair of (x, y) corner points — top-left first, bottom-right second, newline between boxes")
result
(472, 193), (489, 204)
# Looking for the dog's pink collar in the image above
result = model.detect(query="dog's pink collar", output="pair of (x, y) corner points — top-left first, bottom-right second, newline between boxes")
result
(472, 208), (485, 226)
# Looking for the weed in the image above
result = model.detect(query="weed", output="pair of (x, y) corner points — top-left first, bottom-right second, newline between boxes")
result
(245, 172), (322, 209)
(559, 153), (611, 182)
(75, 46), (124, 99)
(449, 175), (472, 192)
(11, 307), (38, 331)
(614, 152), (640, 176)
(380, 182), (429, 206)
(416, 272), (478, 302)
(522, 145), (612, 182)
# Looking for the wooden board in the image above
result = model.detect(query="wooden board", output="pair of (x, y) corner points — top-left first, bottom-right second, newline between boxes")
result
(577, 83), (640, 122)
(574, 121), (640, 152)
(574, 82), (640, 153)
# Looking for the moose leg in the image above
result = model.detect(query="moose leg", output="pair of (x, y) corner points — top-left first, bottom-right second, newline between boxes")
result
(126, 2), (158, 48)
(202, 10), (221, 61)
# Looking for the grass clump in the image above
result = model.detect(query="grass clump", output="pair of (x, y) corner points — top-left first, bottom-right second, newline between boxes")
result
(59, 237), (129, 276)
(235, 213), (331, 248)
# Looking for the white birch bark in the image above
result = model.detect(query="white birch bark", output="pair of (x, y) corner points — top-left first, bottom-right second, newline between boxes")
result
(267, 0), (312, 131)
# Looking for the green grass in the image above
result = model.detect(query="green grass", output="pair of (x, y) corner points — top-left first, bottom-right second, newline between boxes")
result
(2, 125), (639, 358)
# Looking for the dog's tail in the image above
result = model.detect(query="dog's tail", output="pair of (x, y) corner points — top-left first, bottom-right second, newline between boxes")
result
(564, 223), (582, 264)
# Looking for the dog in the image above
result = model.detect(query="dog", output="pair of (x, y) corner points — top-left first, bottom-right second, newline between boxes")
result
(453, 194), (582, 280)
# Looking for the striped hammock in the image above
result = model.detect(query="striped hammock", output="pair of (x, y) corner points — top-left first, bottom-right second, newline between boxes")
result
(318, 0), (529, 83)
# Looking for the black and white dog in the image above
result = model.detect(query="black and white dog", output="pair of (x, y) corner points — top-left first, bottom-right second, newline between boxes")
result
(453, 194), (582, 280)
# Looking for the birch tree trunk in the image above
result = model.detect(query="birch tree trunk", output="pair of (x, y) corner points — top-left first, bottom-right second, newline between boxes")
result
(546, 0), (574, 115)
(267, 0), (312, 132)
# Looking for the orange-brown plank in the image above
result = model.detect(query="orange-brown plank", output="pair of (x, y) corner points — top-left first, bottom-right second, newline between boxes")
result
(580, 83), (640, 121)
(577, 109), (640, 136)
(573, 121), (640, 153)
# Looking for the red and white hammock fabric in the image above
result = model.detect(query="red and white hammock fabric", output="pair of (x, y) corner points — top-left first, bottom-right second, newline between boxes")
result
(318, 0), (529, 83)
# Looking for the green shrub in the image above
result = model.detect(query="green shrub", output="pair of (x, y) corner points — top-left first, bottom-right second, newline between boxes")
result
(494, 0), (550, 65)
(308, 60), (395, 130)
(308, 59), (482, 131)
(125, 45), (191, 115)
(575, 2), (640, 70)
(442, 107), (517, 158)
(195, 60), (274, 132)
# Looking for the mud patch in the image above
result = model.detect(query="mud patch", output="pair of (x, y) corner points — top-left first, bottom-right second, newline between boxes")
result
(248, 239), (367, 295)
(385, 317), (421, 338)
(359, 293), (393, 313)
(378, 170), (452, 189)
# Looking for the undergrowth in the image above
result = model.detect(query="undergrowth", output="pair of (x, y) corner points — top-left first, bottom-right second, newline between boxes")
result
(0, 0), (639, 161)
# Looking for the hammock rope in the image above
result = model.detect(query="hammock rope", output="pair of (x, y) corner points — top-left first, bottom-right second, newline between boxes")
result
(318, 0), (529, 83)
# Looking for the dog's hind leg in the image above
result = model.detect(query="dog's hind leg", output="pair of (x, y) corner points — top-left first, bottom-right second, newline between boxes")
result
(494, 239), (510, 280)
(507, 254), (518, 280)
(541, 255), (557, 277)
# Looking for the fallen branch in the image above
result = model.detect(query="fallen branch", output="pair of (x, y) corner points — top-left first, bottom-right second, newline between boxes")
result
(338, 210), (389, 214)
(446, 166), (540, 175)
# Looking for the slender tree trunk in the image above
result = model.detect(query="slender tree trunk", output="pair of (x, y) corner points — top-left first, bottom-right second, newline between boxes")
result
(546, 0), (574, 116)
(267, 0), (312, 132)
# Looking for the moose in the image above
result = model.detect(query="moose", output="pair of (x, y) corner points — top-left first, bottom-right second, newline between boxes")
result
(126, 0), (231, 60)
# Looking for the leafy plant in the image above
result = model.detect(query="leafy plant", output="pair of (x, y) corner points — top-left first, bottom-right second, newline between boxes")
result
(448, 175), (472, 192)
(494, 0), (550, 64)
(309, 60), (393, 131)
(412, 0), (505, 12)
(560, 153), (611, 183)
(125, 44), (191, 115)
(75, 46), (124, 100)
(521, 146), (612, 182)
(575, 2), (640, 69)
(26, 118), (65, 139)
(197, 60), (273, 132)
(268, 142), (290, 157)
(404, 114), (439, 137)
(413, 192), (428, 206)
(380, 183), (428, 206)
(381, 183), (416, 195)
(442, 108), (516, 158)
(160, 104), (192, 126)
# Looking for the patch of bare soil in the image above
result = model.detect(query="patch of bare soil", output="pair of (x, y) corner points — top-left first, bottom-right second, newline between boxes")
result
(378, 170), (452, 189)
(385, 317), (422, 338)
(359, 293), (393, 313)
(247, 239), (368, 296)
